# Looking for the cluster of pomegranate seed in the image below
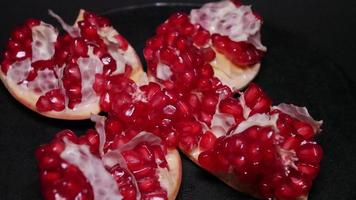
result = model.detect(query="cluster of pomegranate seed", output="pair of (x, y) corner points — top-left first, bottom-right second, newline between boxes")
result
(1, 19), (40, 74)
(192, 84), (322, 199)
(212, 34), (264, 67)
(36, 126), (171, 200)
(1, 10), (134, 113)
(144, 12), (262, 86)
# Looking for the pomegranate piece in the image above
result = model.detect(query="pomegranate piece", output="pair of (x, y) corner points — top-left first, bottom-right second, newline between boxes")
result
(36, 116), (182, 200)
(145, 0), (266, 90)
(0, 9), (144, 120)
(175, 83), (323, 200)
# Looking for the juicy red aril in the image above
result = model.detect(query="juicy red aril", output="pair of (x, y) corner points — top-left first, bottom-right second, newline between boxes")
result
(192, 30), (210, 46)
(212, 34), (263, 67)
(293, 121), (315, 139)
(244, 83), (271, 115)
(71, 38), (88, 57)
(198, 151), (217, 172)
(297, 143), (323, 165)
(168, 12), (189, 26)
(101, 54), (117, 75)
(1, 60), (11, 74)
(199, 131), (217, 151)
(219, 98), (244, 122)
(80, 25), (99, 41)
(11, 26), (31, 42)
(105, 117), (122, 139)
(62, 63), (82, 109)
(201, 94), (219, 113)
(297, 163), (320, 179)
(36, 89), (65, 112)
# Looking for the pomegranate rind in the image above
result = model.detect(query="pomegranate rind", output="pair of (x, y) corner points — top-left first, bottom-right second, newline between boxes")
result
(0, 10), (144, 120)
(211, 50), (260, 90)
(165, 149), (182, 200)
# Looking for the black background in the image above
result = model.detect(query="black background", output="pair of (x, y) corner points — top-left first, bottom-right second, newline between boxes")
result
(0, 1), (356, 200)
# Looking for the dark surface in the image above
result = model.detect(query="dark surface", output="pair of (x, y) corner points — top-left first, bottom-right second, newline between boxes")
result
(1, 2), (356, 200)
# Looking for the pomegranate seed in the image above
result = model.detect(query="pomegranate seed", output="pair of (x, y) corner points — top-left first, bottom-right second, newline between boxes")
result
(201, 94), (219, 113)
(219, 98), (243, 120)
(297, 143), (323, 165)
(180, 23), (196, 35)
(101, 54), (117, 75)
(11, 26), (30, 42)
(198, 151), (217, 172)
(293, 121), (315, 139)
(1, 60), (11, 74)
(159, 48), (177, 65)
(71, 38), (88, 57)
(36, 95), (52, 112)
(81, 25), (99, 41)
(193, 29), (210, 46)
(199, 131), (217, 151)
(297, 163), (320, 179)
(168, 12), (189, 26)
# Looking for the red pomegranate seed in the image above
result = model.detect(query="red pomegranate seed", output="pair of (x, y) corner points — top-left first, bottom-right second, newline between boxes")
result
(71, 38), (88, 57)
(11, 26), (30, 42)
(293, 121), (315, 139)
(168, 12), (189, 26)
(297, 163), (320, 179)
(1, 59), (11, 74)
(198, 151), (217, 172)
(192, 29), (210, 46)
(199, 131), (217, 151)
(297, 143), (323, 165)
(36, 95), (52, 112)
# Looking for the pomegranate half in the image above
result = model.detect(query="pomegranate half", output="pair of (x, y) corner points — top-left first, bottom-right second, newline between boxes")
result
(144, 0), (266, 91)
(35, 115), (181, 200)
(0, 10), (144, 120)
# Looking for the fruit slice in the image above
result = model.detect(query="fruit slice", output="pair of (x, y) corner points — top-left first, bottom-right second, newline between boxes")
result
(35, 115), (181, 200)
(144, 0), (266, 91)
(0, 10), (144, 120)
(179, 83), (322, 200)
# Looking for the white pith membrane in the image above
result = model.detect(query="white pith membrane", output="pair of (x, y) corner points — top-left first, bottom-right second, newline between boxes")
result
(0, 10), (144, 119)
(58, 114), (181, 200)
(189, 0), (266, 90)
(184, 91), (321, 199)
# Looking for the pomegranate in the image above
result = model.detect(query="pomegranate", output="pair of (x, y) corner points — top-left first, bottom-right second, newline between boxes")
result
(0, 10), (144, 120)
(35, 115), (181, 200)
(144, 0), (266, 91)
(189, 88), (323, 200)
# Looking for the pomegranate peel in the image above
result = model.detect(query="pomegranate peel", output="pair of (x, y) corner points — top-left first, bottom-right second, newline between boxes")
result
(0, 10), (144, 120)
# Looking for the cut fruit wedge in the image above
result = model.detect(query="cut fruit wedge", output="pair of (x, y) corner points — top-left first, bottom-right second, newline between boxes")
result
(35, 115), (181, 200)
(144, 0), (265, 91)
(0, 9), (144, 120)
(178, 84), (322, 200)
